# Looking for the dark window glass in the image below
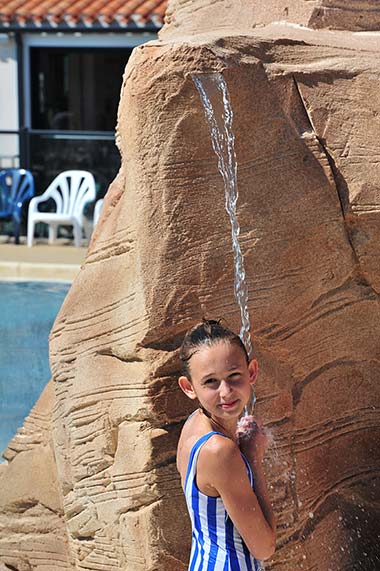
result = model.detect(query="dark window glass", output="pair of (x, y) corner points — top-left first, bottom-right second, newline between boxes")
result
(30, 47), (132, 131)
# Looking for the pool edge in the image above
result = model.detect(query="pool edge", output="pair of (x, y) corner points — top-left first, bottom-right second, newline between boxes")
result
(0, 261), (80, 282)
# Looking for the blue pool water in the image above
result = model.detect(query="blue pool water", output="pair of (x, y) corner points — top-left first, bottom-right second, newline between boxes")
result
(0, 281), (70, 458)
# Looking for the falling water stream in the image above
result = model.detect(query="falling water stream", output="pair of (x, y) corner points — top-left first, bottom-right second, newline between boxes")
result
(193, 72), (255, 413)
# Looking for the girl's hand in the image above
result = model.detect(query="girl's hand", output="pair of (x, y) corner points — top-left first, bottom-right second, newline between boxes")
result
(236, 416), (269, 464)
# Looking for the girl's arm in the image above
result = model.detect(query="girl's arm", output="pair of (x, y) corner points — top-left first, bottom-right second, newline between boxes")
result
(239, 418), (276, 547)
(249, 459), (276, 548)
(197, 436), (276, 560)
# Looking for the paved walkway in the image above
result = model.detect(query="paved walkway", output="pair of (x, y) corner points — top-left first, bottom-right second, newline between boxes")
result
(0, 238), (87, 281)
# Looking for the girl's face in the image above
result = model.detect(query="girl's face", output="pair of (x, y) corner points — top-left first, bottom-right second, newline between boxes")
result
(179, 341), (258, 421)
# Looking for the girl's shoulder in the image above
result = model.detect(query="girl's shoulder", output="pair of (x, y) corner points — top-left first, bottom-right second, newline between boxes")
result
(195, 433), (243, 497)
(177, 411), (206, 459)
(197, 431), (241, 471)
(177, 412), (241, 487)
(178, 409), (237, 455)
(178, 411), (227, 452)
(177, 411), (218, 479)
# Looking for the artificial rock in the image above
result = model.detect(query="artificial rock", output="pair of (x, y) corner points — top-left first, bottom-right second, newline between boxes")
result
(1, 1), (379, 570)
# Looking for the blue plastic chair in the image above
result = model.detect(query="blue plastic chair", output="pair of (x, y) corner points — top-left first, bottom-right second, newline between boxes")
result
(0, 169), (35, 244)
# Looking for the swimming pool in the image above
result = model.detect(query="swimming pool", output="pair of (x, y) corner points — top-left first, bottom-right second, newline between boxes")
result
(0, 280), (71, 458)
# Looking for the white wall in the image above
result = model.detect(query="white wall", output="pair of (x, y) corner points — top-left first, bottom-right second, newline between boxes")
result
(0, 33), (19, 168)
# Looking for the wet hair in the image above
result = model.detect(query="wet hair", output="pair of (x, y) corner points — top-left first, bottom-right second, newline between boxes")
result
(179, 319), (249, 379)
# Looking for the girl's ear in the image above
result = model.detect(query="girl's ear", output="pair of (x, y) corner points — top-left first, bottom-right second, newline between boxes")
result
(248, 359), (259, 385)
(178, 376), (198, 400)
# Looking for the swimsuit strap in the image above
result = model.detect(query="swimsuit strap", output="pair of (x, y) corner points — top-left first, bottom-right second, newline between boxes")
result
(184, 431), (227, 491)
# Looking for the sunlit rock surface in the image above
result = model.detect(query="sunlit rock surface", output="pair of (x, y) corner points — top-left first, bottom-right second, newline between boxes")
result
(0, 382), (72, 570)
(163, 0), (380, 37)
(1, 1), (380, 570)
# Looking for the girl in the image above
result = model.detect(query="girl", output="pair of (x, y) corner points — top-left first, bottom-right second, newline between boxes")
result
(177, 320), (276, 570)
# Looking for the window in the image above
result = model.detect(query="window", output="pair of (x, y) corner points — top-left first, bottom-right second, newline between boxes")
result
(30, 47), (132, 131)
(27, 46), (134, 194)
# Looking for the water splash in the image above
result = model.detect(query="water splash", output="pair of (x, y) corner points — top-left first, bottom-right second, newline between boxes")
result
(193, 73), (252, 361)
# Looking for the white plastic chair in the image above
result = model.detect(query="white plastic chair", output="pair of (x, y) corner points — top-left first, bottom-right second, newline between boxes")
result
(27, 170), (96, 247)
(93, 198), (104, 226)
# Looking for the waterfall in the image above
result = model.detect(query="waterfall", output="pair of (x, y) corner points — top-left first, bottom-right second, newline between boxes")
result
(193, 73), (253, 361)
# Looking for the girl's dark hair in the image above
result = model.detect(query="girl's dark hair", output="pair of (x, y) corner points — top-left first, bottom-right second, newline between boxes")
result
(179, 319), (249, 378)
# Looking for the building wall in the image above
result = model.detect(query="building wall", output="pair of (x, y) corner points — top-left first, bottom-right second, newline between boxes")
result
(0, 34), (19, 168)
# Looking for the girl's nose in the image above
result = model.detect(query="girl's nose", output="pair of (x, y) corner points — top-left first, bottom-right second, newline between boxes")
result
(219, 380), (232, 397)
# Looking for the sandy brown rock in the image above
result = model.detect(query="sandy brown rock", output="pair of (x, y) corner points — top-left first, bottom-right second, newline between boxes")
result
(1, 2), (380, 571)
(161, 0), (380, 39)
(0, 382), (72, 570)
(310, 0), (380, 31)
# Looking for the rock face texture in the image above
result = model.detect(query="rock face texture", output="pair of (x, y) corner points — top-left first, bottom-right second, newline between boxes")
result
(163, 0), (380, 37)
(0, 382), (72, 570)
(1, 2), (380, 570)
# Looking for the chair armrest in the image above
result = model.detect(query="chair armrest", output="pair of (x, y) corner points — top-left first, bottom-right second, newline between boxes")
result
(28, 195), (46, 214)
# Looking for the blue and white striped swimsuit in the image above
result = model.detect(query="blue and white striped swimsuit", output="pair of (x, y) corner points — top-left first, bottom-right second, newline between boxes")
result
(184, 431), (264, 571)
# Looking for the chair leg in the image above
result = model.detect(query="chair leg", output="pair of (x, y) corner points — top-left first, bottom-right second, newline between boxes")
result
(27, 219), (35, 247)
(48, 224), (57, 244)
(14, 220), (20, 245)
(73, 222), (82, 248)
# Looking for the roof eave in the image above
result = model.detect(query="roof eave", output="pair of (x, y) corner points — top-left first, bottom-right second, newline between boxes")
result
(0, 18), (162, 33)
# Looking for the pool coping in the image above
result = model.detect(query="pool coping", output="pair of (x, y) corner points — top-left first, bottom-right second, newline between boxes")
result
(0, 241), (86, 281)
(0, 261), (81, 281)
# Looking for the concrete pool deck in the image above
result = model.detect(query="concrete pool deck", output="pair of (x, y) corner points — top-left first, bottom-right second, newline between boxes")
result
(0, 238), (87, 281)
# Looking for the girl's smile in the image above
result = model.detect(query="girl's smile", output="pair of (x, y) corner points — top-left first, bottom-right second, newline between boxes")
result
(219, 399), (239, 409)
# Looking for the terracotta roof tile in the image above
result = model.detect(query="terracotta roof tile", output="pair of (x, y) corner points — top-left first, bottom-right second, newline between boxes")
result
(0, 0), (168, 29)
(136, 0), (164, 17)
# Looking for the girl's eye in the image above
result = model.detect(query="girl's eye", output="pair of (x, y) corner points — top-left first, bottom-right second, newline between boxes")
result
(229, 373), (241, 380)
(204, 378), (217, 385)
